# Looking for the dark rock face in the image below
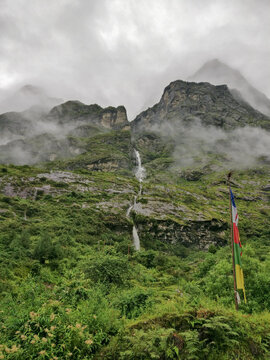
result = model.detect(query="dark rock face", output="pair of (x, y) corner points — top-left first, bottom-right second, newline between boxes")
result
(48, 101), (130, 130)
(137, 217), (227, 250)
(132, 80), (270, 132)
(190, 59), (270, 116)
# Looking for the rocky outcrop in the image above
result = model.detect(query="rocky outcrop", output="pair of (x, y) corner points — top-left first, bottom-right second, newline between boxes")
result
(101, 106), (128, 129)
(48, 101), (130, 131)
(136, 217), (227, 250)
(132, 80), (270, 132)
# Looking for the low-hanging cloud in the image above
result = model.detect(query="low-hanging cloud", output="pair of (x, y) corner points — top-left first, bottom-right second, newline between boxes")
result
(150, 118), (270, 169)
(0, 0), (270, 119)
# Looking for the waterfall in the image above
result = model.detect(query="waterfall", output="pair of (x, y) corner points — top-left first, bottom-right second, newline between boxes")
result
(126, 196), (137, 217)
(134, 149), (145, 183)
(132, 226), (140, 251)
(126, 149), (146, 251)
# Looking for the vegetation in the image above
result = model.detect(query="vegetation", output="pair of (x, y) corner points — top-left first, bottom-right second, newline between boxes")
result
(0, 159), (270, 359)
(1, 64), (270, 358)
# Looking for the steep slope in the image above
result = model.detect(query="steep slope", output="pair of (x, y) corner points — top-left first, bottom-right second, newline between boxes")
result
(1, 79), (270, 358)
(190, 59), (270, 116)
(1, 164), (270, 359)
(132, 80), (270, 132)
(48, 101), (129, 130)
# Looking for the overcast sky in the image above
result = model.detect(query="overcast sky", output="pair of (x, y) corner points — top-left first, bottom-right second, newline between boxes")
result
(0, 0), (269, 119)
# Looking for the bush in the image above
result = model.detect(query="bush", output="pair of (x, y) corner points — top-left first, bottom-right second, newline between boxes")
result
(33, 233), (63, 264)
(84, 253), (130, 286)
(113, 288), (154, 319)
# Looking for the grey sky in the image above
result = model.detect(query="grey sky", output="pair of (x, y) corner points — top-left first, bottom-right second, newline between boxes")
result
(0, 0), (269, 119)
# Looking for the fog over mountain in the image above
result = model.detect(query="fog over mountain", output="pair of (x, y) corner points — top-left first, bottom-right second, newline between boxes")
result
(189, 59), (270, 116)
(0, 0), (269, 170)
(1, 0), (270, 118)
(0, 85), (62, 113)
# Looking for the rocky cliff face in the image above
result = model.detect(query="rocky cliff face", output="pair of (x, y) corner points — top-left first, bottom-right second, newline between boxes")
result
(48, 101), (130, 130)
(190, 59), (270, 116)
(132, 80), (270, 132)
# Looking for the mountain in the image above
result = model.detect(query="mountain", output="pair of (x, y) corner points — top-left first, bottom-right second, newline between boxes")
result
(189, 59), (270, 116)
(132, 79), (270, 132)
(0, 84), (62, 113)
(0, 100), (130, 165)
(48, 100), (129, 129)
(0, 78), (270, 358)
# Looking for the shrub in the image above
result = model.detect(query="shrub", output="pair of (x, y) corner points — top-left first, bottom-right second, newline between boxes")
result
(33, 233), (63, 264)
(84, 253), (130, 286)
(113, 288), (154, 319)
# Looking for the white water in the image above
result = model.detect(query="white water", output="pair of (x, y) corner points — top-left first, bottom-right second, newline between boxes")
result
(134, 149), (145, 183)
(126, 196), (137, 217)
(132, 225), (140, 251)
(126, 149), (146, 251)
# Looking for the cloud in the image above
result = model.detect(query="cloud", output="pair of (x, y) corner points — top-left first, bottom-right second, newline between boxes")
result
(150, 118), (270, 169)
(0, 0), (270, 119)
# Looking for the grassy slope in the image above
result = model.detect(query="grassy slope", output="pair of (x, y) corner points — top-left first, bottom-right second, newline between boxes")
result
(0, 158), (270, 359)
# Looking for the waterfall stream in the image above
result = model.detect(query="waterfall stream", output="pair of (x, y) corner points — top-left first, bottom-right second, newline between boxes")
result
(127, 149), (145, 251)
(132, 226), (140, 251)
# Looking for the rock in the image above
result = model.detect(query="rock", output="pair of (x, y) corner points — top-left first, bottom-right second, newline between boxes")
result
(189, 59), (270, 116)
(48, 101), (129, 131)
(136, 217), (227, 250)
(131, 80), (269, 132)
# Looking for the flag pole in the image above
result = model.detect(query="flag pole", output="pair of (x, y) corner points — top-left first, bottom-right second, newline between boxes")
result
(227, 172), (238, 311)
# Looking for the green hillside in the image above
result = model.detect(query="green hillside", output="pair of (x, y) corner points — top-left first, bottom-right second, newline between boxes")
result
(1, 79), (270, 359)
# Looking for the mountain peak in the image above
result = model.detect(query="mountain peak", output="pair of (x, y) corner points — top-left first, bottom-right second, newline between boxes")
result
(199, 58), (225, 68)
(191, 59), (245, 84)
(190, 59), (270, 116)
(132, 79), (269, 132)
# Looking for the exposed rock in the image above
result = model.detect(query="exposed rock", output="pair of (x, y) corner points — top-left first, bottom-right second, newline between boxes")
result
(132, 80), (270, 132)
(189, 59), (270, 116)
(48, 101), (129, 131)
(101, 106), (129, 129)
(37, 171), (88, 183)
(87, 160), (120, 171)
(137, 217), (227, 250)
(133, 200), (189, 219)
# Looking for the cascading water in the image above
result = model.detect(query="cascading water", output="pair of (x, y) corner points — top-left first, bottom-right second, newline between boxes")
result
(132, 226), (140, 251)
(134, 149), (145, 183)
(126, 149), (146, 251)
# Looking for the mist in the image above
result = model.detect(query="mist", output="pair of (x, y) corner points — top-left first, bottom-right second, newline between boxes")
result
(150, 119), (270, 170)
(1, 0), (270, 119)
(0, 107), (93, 164)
